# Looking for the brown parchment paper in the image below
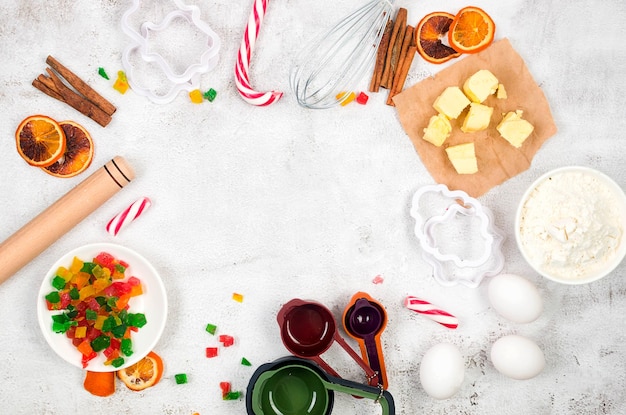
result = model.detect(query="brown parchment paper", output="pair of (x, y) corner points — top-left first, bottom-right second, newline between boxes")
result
(393, 38), (558, 197)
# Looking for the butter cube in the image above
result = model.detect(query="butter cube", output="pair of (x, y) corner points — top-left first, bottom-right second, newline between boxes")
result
(461, 103), (493, 133)
(433, 87), (471, 119)
(445, 142), (478, 174)
(422, 114), (452, 146)
(496, 83), (507, 99)
(463, 69), (499, 103)
(497, 110), (534, 148)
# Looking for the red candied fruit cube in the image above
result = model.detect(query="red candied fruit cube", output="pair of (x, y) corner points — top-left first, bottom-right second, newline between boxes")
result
(356, 92), (369, 105)
(218, 335), (234, 347)
(59, 291), (71, 309)
(206, 347), (218, 358)
(87, 297), (101, 311)
(127, 276), (141, 286)
(95, 252), (116, 270)
(220, 381), (231, 397)
(103, 281), (132, 297)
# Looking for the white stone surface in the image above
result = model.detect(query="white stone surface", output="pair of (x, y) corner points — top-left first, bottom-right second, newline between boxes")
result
(1, 0), (625, 414)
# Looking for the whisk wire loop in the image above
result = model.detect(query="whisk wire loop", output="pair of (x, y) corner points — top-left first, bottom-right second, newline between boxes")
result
(290, 0), (394, 109)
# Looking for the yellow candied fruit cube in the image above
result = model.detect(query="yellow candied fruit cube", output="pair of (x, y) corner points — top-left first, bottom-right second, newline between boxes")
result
(79, 285), (97, 300)
(232, 293), (244, 303)
(102, 267), (112, 279)
(69, 256), (84, 274)
(94, 315), (107, 330)
(71, 272), (90, 290)
(75, 326), (87, 339)
(130, 284), (143, 297)
(112, 270), (125, 280)
(113, 71), (129, 94)
(189, 89), (204, 104)
(92, 278), (111, 293)
(338, 91), (356, 106)
(56, 266), (73, 282)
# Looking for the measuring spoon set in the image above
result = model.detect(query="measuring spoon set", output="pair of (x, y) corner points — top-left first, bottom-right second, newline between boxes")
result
(246, 292), (394, 415)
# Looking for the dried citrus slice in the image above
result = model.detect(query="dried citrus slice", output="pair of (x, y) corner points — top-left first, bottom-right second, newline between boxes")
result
(416, 12), (461, 64)
(117, 351), (163, 391)
(42, 120), (94, 178)
(448, 6), (496, 54)
(15, 115), (66, 167)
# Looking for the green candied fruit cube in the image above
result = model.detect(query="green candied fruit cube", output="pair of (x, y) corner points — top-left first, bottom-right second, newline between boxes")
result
(91, 335), (111, 352)
(205, 323), (217, 335)
(51, 276), (66, 290)
(241, 357), (252, 366)
(121, 338), (133, 356)
(128, 313), (147, 328)
(174, 373), (188, 384)
(85, 309), (97, 320)
(69, 287), (80, 300)
(98, 67), (110, 80)
(111, 357), (125, 368)
(110, 323), (127, 339)
(45, 291), (61, 304)
(224, 391), (242, 400)
(81, 262), (96, 273)
(203, 88), (217, 102)
(52, 321), (67, 333)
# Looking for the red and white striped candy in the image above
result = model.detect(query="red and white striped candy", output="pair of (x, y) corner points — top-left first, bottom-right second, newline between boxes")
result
(234, 0), (283, 106)
(404, 296), (458, 329)
(106, 197), (151, 237)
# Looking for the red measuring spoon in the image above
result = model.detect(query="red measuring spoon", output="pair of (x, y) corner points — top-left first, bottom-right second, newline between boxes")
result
(277, 298), (379, 386)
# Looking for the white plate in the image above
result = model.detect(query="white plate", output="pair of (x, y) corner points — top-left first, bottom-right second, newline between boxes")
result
(37, 243), (167, 372)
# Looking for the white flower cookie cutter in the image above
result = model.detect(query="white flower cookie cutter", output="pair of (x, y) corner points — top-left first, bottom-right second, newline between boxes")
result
(120, 0), (221, 104)
(410, 184), (505, 287)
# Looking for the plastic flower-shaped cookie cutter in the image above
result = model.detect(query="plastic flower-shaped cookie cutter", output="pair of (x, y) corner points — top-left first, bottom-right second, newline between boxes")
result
(120, 0), (221, 103)
(410, 184), (505, 287)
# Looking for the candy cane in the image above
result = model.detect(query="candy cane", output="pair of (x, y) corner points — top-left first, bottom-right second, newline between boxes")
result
(404, 296), (458, 329)
(234, 0), (283, 106)
(106, 197), (151, 237)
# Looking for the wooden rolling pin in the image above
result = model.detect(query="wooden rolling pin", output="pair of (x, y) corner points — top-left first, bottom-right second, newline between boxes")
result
(0, 156), (134, 285)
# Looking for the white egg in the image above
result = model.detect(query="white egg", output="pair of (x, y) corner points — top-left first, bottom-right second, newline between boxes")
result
(490, 334), (545, 380)
(488, 273), (543, 323)
(419, 343), (465, 399)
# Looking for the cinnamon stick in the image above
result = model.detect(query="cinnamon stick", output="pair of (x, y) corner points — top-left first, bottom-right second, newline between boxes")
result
(380, 7), (407, 89)
(369, 19), (393, 93)
(32, 77), (63, 102)
(387, 25), (415, 106)
(46, 55), (116, 116)
(45, 68), (113, 127)
(387, 31), (418, 106)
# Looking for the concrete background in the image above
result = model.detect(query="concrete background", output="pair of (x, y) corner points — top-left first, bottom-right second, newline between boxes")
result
(0, 0), (625, 414)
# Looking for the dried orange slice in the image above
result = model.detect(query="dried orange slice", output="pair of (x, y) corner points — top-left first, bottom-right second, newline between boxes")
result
(117, 351), (163, 391)
(416, 12), (461, 64)
(15, 115), (66, 167)
(42, 120), (94, 178)
(448, 6), (496, 54)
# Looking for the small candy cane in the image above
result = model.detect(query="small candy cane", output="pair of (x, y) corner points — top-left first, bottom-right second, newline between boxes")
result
(106, 197), (151, 237)
(234, 0), (283, 106)
(404, 296), (458, 329)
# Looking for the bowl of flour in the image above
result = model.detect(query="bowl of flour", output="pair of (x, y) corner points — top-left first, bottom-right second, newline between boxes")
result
(515, 166), (626, 284)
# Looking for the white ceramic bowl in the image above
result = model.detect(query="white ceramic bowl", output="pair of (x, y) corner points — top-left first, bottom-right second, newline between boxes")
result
(37, 243), (167, 371)
(515, 166), (626, 284)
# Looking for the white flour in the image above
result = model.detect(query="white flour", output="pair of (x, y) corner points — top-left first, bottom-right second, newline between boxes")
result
(518, 170), (624, 280)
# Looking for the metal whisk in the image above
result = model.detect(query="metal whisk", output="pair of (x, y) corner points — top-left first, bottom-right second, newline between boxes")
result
(290, 0), (394, 109)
